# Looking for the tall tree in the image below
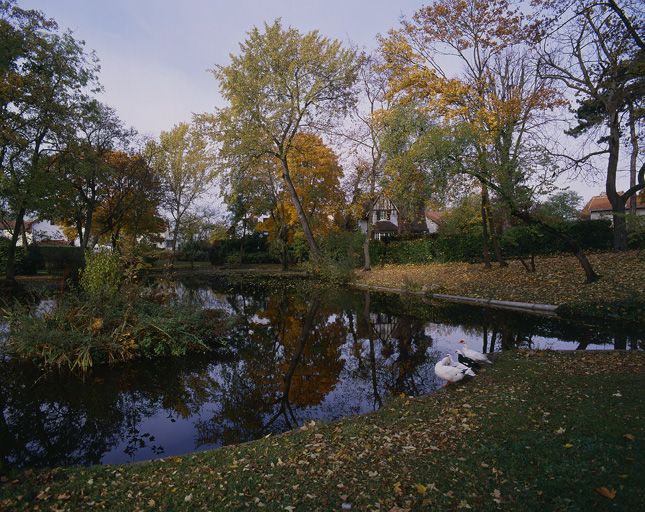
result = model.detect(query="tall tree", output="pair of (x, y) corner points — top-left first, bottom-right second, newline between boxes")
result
(537, 0), (644, 249)
(258, 133), (344, 268)
(52, 100), (130, 249)
(0, 0), (99, 279)
(150, 122), (216, 260)
(92, 151), (163, 250)
(379, 0), (543, 267)
(379, 0), (600, 281)
(207, 19), (358, 261)
(344, 53), (391, 271)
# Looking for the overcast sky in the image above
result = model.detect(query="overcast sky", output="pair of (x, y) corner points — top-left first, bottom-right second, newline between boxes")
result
(22, 0), (420, 135)
(21, 0), (620, 202)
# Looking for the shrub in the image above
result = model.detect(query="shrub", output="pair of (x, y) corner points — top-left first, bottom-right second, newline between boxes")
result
(79, 250), (122, 299)
(177, 240), (210, 262)
(209, 233), (278, 265)
(4, 286), (230, 372)
(320, 230), (364, 268)
(368, 219), (614, 265)
(25, 245), (84, 276)
(627, 214), (645, 249)
(0, 238), (31, 275)
(302, 257), (354, 284)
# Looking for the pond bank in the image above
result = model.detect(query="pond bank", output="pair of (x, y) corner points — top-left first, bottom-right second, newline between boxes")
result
(1, 350), (643, 511)
(354, 251), (645, 326)
(353, 282), (559, 317)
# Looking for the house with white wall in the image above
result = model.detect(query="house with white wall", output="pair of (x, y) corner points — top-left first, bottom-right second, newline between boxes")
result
(358, 193), (443, 239)
(581, 194), (645, 220)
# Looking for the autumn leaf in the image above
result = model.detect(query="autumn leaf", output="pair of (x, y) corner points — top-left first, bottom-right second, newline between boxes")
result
(415, 483), (427, 495)
(595, 487), (616, 499)
(623, 433), (635, 441)
(563, 443), (573, 448)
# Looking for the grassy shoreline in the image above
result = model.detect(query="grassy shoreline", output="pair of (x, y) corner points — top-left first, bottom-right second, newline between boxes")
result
(355, 251), (645, 325)
(1, 350), (643, 511)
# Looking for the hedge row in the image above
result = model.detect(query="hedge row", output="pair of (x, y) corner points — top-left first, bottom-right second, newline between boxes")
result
(369, 219), (619, 264)
(0, 239), (84, 276)
(207, 233), (278, 265)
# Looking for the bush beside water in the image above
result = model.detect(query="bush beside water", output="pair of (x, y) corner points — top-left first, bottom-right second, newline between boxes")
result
(4, 250), (230, 371)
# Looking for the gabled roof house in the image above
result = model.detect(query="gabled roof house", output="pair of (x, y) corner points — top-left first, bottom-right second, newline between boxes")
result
(358, 193), (443, 240)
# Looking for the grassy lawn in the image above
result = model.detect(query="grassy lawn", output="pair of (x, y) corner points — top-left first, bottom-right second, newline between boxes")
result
(356, 250), (645, 306)
(1, 351), (643, 511)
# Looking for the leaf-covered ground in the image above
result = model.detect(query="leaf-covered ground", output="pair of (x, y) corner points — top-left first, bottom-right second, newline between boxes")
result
(355, 250), (645, 306)
(1, 351), (643, 511)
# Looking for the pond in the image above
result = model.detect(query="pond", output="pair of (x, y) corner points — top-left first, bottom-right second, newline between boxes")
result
(0, 277), (642, 469)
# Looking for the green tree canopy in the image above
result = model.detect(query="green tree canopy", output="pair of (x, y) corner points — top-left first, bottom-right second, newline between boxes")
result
(204, 19), (358, 260)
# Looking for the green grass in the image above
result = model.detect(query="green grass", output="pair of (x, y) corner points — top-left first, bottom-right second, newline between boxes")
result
(1, 351), (643, 511)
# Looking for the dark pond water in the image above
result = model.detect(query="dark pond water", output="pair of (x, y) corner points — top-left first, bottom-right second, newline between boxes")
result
(1, 277), (642, 469)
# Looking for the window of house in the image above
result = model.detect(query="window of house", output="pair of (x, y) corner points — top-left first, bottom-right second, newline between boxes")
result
(375, 209), (391, 221)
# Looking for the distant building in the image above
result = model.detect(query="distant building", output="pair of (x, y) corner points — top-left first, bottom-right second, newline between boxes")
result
(581, 194), (645, 221)
(358, 193), (443, 240)
(0, 219), (70, 246)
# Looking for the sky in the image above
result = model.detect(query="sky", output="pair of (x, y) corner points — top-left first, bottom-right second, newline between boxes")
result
(21, 0), (622, 203)
(22, 0), (421, 136)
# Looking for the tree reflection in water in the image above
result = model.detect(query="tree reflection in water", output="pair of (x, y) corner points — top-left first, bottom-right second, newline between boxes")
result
(1, 278), (642, 468)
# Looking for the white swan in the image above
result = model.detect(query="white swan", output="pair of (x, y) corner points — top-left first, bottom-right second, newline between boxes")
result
(434, 355), (475, 384)
(458, 340), (492, 364)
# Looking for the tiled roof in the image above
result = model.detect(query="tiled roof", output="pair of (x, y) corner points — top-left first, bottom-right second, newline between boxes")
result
(425, 209), (444, 224)
(0, 219), (35, 231)
(581, 193), (645, 216)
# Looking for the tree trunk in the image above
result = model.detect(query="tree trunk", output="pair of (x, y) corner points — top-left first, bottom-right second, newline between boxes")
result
(278, 223), (289, 271)
(5, 207), (26, 281)
(81, 207), (94, 250)
(628, 101), (638, 215)
(606, 108), (628, 250)
(480, 186), (492, 268)
(482, 185), (506, 267)
(363, 221), (372, 271)
(489, 215), (507, 267)
(21, 223), (29, 249)
(239, 217), (246, 264)
(111, 230), (120, 251)
(280, 159), (321, 261)
(612, 203), (628, 250)
(171, 219), (180, 264)
(76, 219), (84, 251)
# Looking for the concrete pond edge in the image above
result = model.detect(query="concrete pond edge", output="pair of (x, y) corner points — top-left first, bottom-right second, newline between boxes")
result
(352, 283), (559, 317)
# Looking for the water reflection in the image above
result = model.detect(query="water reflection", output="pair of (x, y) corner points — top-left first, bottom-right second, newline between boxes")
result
(1, 279), (642, 469)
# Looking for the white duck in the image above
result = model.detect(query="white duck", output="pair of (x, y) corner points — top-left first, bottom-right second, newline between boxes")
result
(458, 340), (492, 364)
(434, 355), (475, 384)
(447, 354), (473, 373)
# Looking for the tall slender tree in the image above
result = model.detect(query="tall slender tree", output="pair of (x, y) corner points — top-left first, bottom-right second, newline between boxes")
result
(150, 122), (216, 260)
(206, 19), (358, 261)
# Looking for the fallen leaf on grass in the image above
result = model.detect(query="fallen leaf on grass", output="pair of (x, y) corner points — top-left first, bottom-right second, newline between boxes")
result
(623, 434), (635, 441)
(415, 483), (427, 495)
(595, 487), (616, 499)
(563, 443), (573, 449)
